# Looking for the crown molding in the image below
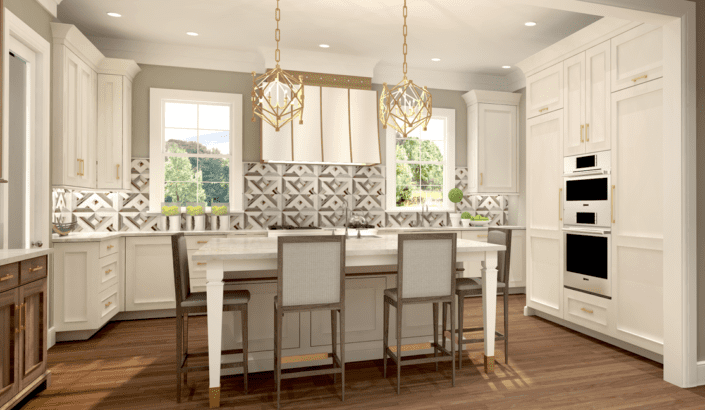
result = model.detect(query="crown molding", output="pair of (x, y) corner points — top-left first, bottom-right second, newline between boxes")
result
(98, 58), (141, 81)
(462, 90), (522, 107)
(51, 23), (104, 71)
(36, 0), (62, 18)
(372, 64), (510, 93)
(505, 70), (527, 91)
(261, 47), (379, 78)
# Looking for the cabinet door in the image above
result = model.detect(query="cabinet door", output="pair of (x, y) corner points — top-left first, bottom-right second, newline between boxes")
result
(526, 62), (563, 118)
(563, 53), (585, 157)
(478, 104), (517, 193)
(18, 279), (47, 389)
(0, 289), (19, 408)
(125, 237), (176, 311)
(53, 243), (97, 332)
(64, 50), (95, 188)
(611, 79), (664, 354)
(526, 111), (563, 317)
(611, 24), (662, 92)
(585, 41), (611, 153)
(96, 74), (123, 190)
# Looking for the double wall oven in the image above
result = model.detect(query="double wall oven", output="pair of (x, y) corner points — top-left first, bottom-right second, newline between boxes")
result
(563, 151), (612, 299)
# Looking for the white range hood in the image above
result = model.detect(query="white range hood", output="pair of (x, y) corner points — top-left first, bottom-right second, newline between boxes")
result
(260, 85), (381, 165)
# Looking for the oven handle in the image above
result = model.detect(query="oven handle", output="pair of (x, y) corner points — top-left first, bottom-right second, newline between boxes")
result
(563, 227), (610, 235)
(563, 170), (609, 177)
(611, 185), (615, 224)
(559, 188), (562, 221)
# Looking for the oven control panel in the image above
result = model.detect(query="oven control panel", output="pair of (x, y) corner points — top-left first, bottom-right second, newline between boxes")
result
(564, 150), (611, 175)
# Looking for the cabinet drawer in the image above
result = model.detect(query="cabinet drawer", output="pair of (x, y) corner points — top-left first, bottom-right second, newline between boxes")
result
(20, 256), (47, 285)
(564, 289), (610, 332)
(188, 254), (208, 273)
(100, 286), (119, 320)
(99, 238), (119, 258)
(461, 230), (488, 242)
(0, 263), (19, 292)
(186, 235), (225, 250)
(99, 254), (119, 292)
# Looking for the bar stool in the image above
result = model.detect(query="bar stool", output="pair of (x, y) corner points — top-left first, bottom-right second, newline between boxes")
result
(383, 233), (457, 394)
(274, 235), (346, 409)
(170, 233), (251, 403)
(442, 227), (512, 369)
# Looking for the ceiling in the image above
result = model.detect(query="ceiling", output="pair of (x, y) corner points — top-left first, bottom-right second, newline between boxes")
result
(57, 0), (602, 76)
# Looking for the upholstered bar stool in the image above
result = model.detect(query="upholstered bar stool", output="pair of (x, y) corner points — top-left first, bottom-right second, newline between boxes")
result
(443, 227), (513, 369)
(170, 233), (251, 403)
(383, 233), (457, 394)
(274, 236), (346, 409)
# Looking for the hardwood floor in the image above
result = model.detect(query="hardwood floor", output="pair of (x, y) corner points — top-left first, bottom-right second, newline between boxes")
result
(22, 295), (705, 409)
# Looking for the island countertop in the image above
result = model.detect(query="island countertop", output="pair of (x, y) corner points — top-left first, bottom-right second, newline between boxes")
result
(0, 248), (53, 265)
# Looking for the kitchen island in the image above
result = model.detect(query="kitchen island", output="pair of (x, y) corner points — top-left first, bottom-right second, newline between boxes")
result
(193, 234), (504, 407)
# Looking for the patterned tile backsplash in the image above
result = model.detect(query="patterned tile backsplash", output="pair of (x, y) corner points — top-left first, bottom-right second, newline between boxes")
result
(52, 159), (510, 233)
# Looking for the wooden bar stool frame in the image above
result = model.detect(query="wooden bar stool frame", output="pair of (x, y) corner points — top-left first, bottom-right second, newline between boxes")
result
(383, 233), (457, 394)
(274, 235), (346, 409)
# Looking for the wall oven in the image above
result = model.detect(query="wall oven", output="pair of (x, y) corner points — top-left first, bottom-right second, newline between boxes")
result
(564, 228), (611, 298)
(563, 173), (611, 228)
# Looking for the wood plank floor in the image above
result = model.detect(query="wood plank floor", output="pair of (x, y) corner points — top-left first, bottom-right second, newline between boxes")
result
(23, 295), (705, 409)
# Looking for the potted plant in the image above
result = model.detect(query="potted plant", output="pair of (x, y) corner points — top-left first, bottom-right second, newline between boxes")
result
(186, 203), (206, 231)
(161, 202), (181, 232)
(211, 202), (230, 231)
(461, 212), (473, 228)
(447, 188), (464, 227)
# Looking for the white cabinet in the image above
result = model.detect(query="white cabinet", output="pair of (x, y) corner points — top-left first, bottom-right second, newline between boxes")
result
(349, 89), (381, 165)
(125, 237), (176, 311)
(464, 90), (520, 193)
(526, 110), (564, 317)
(526, 62), (563, 118)
(563, 41), (611, 157)
(611, 24), (663, 93)
(610, 79), (664, 354)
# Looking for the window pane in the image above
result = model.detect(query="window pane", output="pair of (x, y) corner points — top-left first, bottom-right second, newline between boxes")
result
(396, 138), (419, 161)
(199, 130), (230, 155)
(199, 104), (230, 130)
(199, 158), (230, 183)
(417, 139), (445, 162)
(420, 186), (443, 207)
(418, 118), (445, 141)
(202, 183), (229, 206)
(165, 102), (197, 129)
(165, 129), (198, 154)
(164, 182), (199, 206)
(165, 156), (197, 182)
(420, 164), (443, 186)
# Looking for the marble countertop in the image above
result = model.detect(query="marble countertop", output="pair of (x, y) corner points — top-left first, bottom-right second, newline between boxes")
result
(0, 248), (53, 265)
(192, 236), (505, 261)
(376, 225), (525, 232)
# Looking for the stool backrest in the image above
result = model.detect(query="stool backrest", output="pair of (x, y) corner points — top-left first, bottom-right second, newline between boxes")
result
(277, 235), (346, 308)
(171, 233), (190, 306)
(397, 233), (457, 300)
(488, 228), (512, 284)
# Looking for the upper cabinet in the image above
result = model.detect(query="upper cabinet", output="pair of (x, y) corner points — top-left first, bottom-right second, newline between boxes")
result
(51, 24), (140, 191)
(611, 24), (663, 93)
(563, 41), (611, 156)
(463, 90), (521, 194)
(261, 86), (380, 165)
(526, 62), (563, 119)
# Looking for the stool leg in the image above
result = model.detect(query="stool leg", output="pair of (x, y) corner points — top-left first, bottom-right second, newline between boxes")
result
(432, 303), (439, 372)
(331, 310), (338, 383)
(383, 299), (389, 378)
(176, 310), (183, 403)
(276, 307), (283, 410)
(183, 312), (188, 385)
(396, 303), (402, 395)
(451, 298), (456, 387)
(242, 306), (248, 394)
(504, 287), (509, 364)
(340, 307), (346, 402)
(273, 302), (278, 388)
(442, 302), (448, 352)
(458, 295), (465, 370)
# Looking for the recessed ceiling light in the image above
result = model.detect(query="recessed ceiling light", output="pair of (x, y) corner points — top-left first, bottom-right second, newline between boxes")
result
(502, 66), (511, 69)
(525, 22), (537, 27)
(432, 58), (441, 62)
(186, 32), (199, 36)
(319, 44), (330, 48)
(107, 12), (121, 18)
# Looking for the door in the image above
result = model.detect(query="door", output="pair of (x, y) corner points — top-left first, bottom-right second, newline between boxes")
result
(610, 24), (663, 93)
(96, 74), (123, 190)
(526, 62), (563, 118)
(478, 103), (517, 193)
(125, 237), (176, 311)
(611, 79), (664, 354)
(526, 110), (563, 317)
(584, 41), (611, 153)
(563, 52), (585, 156)
(0, 289), (19, 408)
(64, 49), (96, 189)
(18, 278), (47, 389)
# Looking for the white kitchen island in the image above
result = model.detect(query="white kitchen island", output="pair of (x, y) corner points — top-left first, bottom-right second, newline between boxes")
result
(192, 235), (504, 407)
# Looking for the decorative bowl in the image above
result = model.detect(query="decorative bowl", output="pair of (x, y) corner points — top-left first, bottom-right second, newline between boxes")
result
(469, 219), (491, 227)
(52, 221), (77, 236)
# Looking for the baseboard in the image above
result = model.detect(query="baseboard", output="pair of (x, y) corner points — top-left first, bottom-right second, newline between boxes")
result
(697, 361), (705, 385)
(112, 309), (206, 321)
(48, 326), (56, 349)
(56, 328), (100, 342)
(0, 371), (50, 410)
(533, 310), (663, 364)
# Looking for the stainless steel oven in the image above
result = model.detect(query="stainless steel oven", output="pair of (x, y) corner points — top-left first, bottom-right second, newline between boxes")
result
(563, 173), (611, 228)
(563, 228), (611, 298)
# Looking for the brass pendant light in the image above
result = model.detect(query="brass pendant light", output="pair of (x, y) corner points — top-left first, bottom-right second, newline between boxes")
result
(252, 0), (304, 132)
(379, 0), (432, 138)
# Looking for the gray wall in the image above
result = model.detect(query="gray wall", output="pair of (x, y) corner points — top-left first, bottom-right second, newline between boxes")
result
(5, 0), (54, 42)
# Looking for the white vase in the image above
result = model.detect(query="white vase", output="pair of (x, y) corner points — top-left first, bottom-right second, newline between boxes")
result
(193, 215), (205, 231)
(219, 215), (230, 231)
(210, 215), (219, 231)
(159, 215), (167, 231)
(168, 215), (181, 232)
(449, 213), (462, 227)
(461, 219), (471, 228)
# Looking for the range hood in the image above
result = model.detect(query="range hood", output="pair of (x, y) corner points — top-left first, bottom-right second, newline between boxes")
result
(260, 86), (381, 166)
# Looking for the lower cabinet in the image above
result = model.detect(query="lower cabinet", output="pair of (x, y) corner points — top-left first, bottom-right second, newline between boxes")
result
(125, 237), (175, 311)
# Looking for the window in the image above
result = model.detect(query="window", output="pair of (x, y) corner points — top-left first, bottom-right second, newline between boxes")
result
(149, 89), (243, 212)
(386, 108), (455, 211)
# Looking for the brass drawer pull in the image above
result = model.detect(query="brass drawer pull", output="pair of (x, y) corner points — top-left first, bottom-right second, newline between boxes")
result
(585, 123), (590, 142)
(477, 234), (488, 238)
(197, 262), (207, 266)
(107, 245), (115, 250)
(539, 107), (549, 113)
(29, 266), (43, 272)
(105, 301), (112, 308)
(480, 173), (483, 186)
(105, 269), (113, 274)
(0, 274), (13, 281)
(20, 303), (26, 331)
(580, 307), (594, 314)
(611, 185), (615, 224)
(580, 124), (584, 142)
(197, 240), (208, 244)
(559, 188), (563, 221)
(632, 74), (648, 83)
(15, 305), (20, 333)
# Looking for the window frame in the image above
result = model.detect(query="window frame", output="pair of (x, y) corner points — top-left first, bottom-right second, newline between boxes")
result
(149, 88), (243, 213)
(385, 107), (456, 212)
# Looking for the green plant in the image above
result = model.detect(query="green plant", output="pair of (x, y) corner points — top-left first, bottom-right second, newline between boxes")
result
(448, 188), (463, 204)
(212, 205), (228, 216)
(161, 206), (179, 217)
(186, 205), (204, 216)
(461, 212), (472, 220)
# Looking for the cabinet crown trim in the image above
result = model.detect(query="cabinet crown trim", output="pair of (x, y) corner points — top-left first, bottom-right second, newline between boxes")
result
(462, 90), (522, 107)
(98, 58), (141, 80)
(51, 23), (104, 69)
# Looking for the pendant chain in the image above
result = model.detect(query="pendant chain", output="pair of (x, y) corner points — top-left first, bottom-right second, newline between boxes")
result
(275, 0), (281, 66)
(402, 0), (408, 79)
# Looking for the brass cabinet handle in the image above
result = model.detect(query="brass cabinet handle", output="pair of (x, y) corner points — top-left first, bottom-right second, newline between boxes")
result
(105, 268), (113, 274)
(117, 164), (120, 180)
(29, 266), (43, 272)
(15, 305), (20, 333)
(580, 124), (584, 143)
(20, 303), (26, 331)
(197, 240), (208, 244)
(539, 107), (549, 113)
(611, 185), (615, 223)
(105, 301), (112, 308)
(0, 274), (13, 281)
(559, 188), (563, 221)
(581, 307), (594, 314)
(480, 173), (483, 186)
(632, 74), (648, 83)
(197, 262), (207, 266)
(586, 123), (590, 142)
(107, 245), (114, 250)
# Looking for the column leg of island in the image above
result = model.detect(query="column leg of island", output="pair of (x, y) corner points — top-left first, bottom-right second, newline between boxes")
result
(206, 259), (225, 408)
(481, 250), (498, 373)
